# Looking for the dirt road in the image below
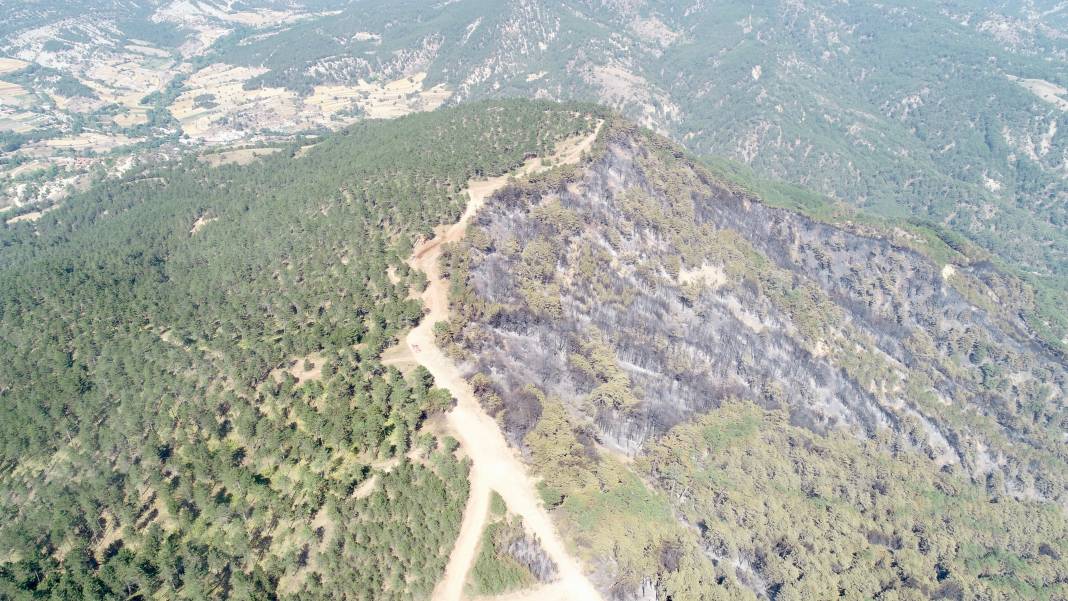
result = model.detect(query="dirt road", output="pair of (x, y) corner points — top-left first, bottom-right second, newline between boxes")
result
(409, 125), (604, 601)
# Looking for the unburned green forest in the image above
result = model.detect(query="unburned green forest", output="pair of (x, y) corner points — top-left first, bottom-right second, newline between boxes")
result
(0, 100), (601, 600)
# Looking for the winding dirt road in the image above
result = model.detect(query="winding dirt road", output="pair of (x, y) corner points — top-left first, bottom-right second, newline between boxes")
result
(408, 125), (604, 601)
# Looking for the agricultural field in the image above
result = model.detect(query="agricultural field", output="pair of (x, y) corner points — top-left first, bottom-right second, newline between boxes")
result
(170, 65), (450, 142)
(0, 1), (451, 214)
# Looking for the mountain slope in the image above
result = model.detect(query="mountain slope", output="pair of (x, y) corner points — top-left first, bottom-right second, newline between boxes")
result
(201, 0), (1068, 343)
(3, 1), (1065, 338)
(0, 86), (1064, 599)
(439, 117), (1067, 599)
(0, 100), (601, 600)
(402, 122), (605, 601)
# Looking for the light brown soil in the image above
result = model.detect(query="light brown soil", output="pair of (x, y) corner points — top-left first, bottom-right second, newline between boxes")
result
(380, 341), (419, 376)
(93, 512), (123, 562)
(412, 123), (604, 601)
(43, 132), (132, 152)
(0, 57), (28, 75)
(471, 582), (577, 601)
(200, 147), (282, 167)
(305, 72), (451, 120)
(189, 215), (218, 235)
(0, 80), (30, 103)
(5, 205), (55, 224)
(1009, 75), (1068, 111)
(353, 474), (379, 499)
(172, 66), (451, 141)
(677, 262), (727, 288)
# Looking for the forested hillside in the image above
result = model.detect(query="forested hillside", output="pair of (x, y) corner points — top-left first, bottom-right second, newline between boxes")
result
(197, 0), (1068, 341)
(1, 5), (1066, 589)
(0, 100), (601, 599)
(2, 0), (1065, 348)
(439, 118), (1067, 599)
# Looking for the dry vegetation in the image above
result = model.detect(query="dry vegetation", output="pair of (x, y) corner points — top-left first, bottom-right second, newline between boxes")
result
(4, 205), (54, 225)
(0, 57), (29, 75)
(304, 72), (451, 119)
(172, 65), (452, 142)
(42, 132), (131, 152)
(199, 147), (282, 167)
(270, 352), (326, 386)
(1009, 75), (1068, 111)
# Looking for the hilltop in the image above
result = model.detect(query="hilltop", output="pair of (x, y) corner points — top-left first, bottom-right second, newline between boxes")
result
(0, 101), (1063, 600)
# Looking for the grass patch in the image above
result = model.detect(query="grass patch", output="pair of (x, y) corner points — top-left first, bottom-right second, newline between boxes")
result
(467, 515), (536, 596)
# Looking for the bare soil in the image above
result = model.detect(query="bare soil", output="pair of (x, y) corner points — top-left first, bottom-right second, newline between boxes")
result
(410, 124), (604, 601)
(200, 147), (282, 167)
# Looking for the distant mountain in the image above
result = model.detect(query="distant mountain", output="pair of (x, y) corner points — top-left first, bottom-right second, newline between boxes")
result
(3, 1), (1065, 330)
(206, 0), (1068, 344)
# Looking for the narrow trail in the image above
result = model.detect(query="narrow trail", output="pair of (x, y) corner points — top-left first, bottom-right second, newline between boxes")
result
(407, 124), (604, 601)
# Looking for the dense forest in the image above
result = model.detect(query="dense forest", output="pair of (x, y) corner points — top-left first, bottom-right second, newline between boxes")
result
(0, 100), (601, 599)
